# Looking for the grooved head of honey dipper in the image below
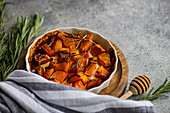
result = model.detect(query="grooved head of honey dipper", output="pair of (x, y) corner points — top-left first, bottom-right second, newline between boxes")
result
(129, 75), (151, 95)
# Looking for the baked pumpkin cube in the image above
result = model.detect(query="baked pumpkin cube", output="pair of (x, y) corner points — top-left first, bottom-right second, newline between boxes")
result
(41, 43), (55, 57)
(63, 39), (77, 49)
(70, 48), (81, 61)
(52, 39), (62, 53)
(34, 54), (51, 65)
(49, 58), (58, 68)
(83, 51), (90, 59)
(54, 61), (71, 72)
(51, 71), (67, 82)
(57, 32), (67, 42)
(57, 53), (68, 63)
(97, 53), (111, 67)
(61, 82), (73, 87)
(77, 72), (89, 85)
(88, 57), (98, 64)
(44, 67), (54, 79)
(79, 35), (93, 52)
(69, 58), (88, 73)
(68, 73), (82, 83)
(86, 78), (102, 89)
(59, 48), (70, 53)
(85, 63), (97, 76)
(95, 66), (110, 79)
(90, 44), (105, 56)
(37, 66), (44, 76)
(74, 81), (85, 90)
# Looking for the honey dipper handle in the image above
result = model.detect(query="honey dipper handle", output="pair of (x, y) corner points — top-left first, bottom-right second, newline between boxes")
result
(120, 91), (133, 99)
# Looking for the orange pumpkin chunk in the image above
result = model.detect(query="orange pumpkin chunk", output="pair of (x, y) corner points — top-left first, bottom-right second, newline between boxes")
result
(90, 44), (105, 56)
(86, 78), (102, 89)
(51, 71), (67, 82)
(49, 58), (58, 68)
(54, 62), (71, 72)
(34, 54), (51, 65)
(69, 58), (87, 73)
(70, 48), (81, 61)
(95, 66), (110, 79)
(44, 67), (54, 79)
(79, 35), (93, 52)
(97, 53), (111, 67)
(77, 72), (89, 85)
(89, 57), (98, 64)
(69, 73), (82, 83)
(63, 39), (77, 49)
(41, 43), (55, 56)
(85, 63), (97, 76)
(74, 81), (85, 90)
(52, 39), (62, 53)
(59, 48), (70, 53)
(57, 32), (67, 42)
(37, 66), (44, 76)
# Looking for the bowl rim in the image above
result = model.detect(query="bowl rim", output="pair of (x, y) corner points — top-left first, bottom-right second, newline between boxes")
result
(25, 27), (118, 93)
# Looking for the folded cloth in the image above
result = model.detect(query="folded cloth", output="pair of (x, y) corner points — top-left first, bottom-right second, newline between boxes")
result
(0, 70), (154, 113)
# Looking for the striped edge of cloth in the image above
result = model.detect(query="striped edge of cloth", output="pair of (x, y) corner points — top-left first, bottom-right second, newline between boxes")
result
(0, 70), (155, 113)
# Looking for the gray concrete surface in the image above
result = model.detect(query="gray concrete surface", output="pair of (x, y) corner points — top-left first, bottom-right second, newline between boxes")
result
(5, 0), (170, 112)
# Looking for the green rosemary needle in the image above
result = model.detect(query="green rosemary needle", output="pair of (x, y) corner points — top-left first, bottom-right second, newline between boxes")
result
(0, 0), (44, 81)
(138, 78), (170, 101)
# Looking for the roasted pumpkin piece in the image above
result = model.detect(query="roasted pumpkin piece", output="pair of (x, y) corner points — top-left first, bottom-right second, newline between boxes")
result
(83, 51), (90, 59)
(70, 50), (81, 61)
(97, 53), (111, 67)
(41, 43), (55, 57)
(79, 34), (93, 52)
(59, 48), (70, 53)
(49, 78), (61, 83)
(61, 82), (73, 87)
(69, 73), (82, 83)
(51, 71), (67, 82)
(54, 61), (71, 72)
(49, 58), (58, 68)
(95, 66), (110, 79)
(51, 39), (62, 53)
(77, 72), (89, 85)
(85, 63), (97, 76)
(74, 81), (85, 90)
(34, 54), (51, 65)
(86, 78), (102, 89)
(90, 44), (105, 56)
(44, 67), (54, 79)
(57, 32), (67, 42)
(63, 39), (77, 49)
(67, 73), (76, 78)
(37, 66), (44, 76)
(69, 58), (87, 73)
(89, 57), (98, 64)
(57, 53), (68, 63)
(52, 30), (59, 36)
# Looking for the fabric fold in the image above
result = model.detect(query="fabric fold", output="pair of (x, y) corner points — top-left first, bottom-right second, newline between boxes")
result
(0, 70), (155, 113)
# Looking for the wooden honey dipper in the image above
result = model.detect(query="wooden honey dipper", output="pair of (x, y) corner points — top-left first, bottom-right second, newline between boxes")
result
(120, 75), (151, 99)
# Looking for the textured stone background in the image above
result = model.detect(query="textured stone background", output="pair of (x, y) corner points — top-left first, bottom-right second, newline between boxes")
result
(6, 0), (170, 112)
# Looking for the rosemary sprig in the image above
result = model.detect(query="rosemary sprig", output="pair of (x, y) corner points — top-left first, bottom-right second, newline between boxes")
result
(0, 0), (44, 81)
(76, 35), (87, 49)
(138, 78), (170, 101)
